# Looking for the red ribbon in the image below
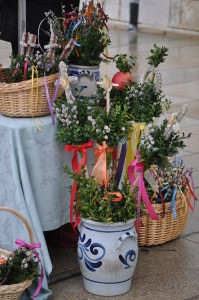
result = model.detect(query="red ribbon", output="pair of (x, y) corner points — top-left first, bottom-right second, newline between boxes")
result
(128, 152), (158, 221)
(65, 141), (93, 228)
(15, 239), (44, 298)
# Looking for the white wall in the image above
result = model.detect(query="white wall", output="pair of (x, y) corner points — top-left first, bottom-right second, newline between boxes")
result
(138, 0), (199, 35)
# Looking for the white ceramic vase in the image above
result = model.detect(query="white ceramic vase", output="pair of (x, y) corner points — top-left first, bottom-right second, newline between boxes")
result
(77, 218), (138, 296)
(68, 64), (100, 97)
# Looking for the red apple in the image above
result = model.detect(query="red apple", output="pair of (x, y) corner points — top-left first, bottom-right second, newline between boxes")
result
(112, 71), (133, 89)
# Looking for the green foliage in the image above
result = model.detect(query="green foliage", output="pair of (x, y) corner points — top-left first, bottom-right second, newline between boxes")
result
(65, 166), (137, 223)
(55, 95), (92, 145)
(113, 54), (136, 73)
(110, 82), (171, 124)
(95, 82), (171, 125)
(139, 120), (191, 170)
(147, 44), (168, 68)
(87, 104), (131, 147)
(68, 27), (111, 66)
(6, 53), (60, 83)
(0, 248), (39, 285)
(66, 1), (111, 66)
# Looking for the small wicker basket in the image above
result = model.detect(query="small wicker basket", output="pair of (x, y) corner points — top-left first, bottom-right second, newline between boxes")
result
(0, 206), (34, 300)
(0, 72), (63, 117)
(138, 192), (189, 247)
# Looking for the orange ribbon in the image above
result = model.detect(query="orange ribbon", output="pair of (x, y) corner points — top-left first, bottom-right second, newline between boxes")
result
(83, 2), (94, 24)
(103, 191), (123, 202)
(91, 141), (114, 187)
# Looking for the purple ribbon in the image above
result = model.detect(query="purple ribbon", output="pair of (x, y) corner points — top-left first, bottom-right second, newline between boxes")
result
(44, 68), (61, 125)
(15, 239), (44, 299)
(115, 143), (126, 187)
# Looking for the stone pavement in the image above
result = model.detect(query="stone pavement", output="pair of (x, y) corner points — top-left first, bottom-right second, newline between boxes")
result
(1, 29), (199, 299)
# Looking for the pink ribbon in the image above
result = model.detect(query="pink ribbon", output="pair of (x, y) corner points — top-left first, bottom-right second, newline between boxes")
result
(15, 239), (44, 298)
(128, 152), (158, 221)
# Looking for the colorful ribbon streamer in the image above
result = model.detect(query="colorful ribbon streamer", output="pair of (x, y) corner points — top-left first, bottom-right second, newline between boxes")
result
(103, 191), (123, 202)
(65, 141), (93, 227)
(170, 187), (177, 220)
(115, 143), (127, 187)
(44, 69), (61, 125)
(15, 239), (44, 299)
(128, 152), (158, 221)
(124, 123), (146, 179)
(91, 141), (114, 187)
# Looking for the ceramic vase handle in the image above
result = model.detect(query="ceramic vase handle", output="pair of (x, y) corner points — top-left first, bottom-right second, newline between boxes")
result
(116, 231), (137, 250)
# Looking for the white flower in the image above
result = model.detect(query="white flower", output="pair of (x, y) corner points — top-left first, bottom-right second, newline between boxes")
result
(76, 121), (79, 125)
(121, 127), (125, 131)
(96, 129), (100, 133)
(73, 115), (77, 119)
(104, 135), (108, 140)
(24, 263), (28, 269)
(92, 121), (96, 126)
(88, 116), (92, 121)
(22, 258), (27, 264)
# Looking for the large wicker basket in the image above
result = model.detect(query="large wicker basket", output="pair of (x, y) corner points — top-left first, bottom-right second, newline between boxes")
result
(0, 72), (63, 117)
(0, 206), (34, 300)
(138, 192), (189, 247)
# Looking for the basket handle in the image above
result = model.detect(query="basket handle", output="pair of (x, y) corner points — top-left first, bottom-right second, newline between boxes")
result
(0, 206), (34, 245)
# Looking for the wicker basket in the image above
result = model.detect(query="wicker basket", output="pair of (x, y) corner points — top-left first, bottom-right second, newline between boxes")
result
(0, 73), (63, 117)
(0, 206), (34, 300)
(138, 192), (189, 247)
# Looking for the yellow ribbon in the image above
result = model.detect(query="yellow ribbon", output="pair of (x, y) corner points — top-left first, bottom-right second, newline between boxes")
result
(124, 123), (146, 177)
(179, 187), (188, 214)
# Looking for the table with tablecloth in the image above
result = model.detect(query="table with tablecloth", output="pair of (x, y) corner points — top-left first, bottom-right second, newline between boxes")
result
(0, 114), (76, 299)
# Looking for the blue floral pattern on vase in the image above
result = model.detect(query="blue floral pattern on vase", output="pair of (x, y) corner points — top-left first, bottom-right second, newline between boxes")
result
(78, 233), (106, 272)
(119, 250), (136, 269)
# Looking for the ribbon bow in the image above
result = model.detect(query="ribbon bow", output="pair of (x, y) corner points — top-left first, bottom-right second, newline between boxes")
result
(65, 141), (93, 173)
(128, 152), (158, 221)
(91, 141), (114, 187)
(15, 239), (44, 298)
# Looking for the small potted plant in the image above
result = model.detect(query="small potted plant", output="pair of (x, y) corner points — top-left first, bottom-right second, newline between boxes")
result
(65, 166), (139, 297)
(63, 1), (110, 96)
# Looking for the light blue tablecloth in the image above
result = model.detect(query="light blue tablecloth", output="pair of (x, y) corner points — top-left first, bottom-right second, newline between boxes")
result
(0, 115), (74, 299)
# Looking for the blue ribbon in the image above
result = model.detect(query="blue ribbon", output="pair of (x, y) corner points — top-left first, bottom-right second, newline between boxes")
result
(170, 187), (177, 220)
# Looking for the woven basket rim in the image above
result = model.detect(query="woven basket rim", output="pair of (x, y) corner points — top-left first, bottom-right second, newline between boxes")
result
(0, 72), (59, 91)
(0, 279), (33, 293)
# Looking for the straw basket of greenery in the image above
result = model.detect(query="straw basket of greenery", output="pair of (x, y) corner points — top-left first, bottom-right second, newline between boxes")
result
(0, 206), (39, 300)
